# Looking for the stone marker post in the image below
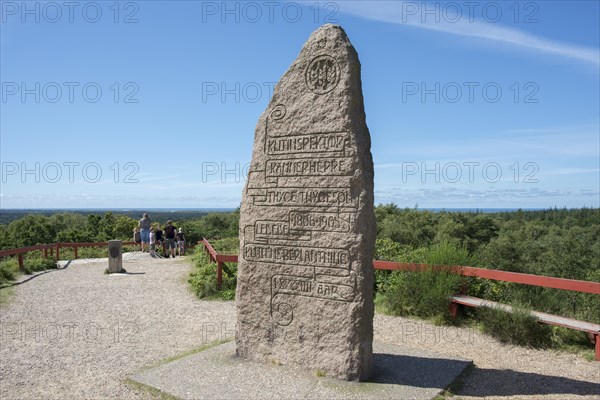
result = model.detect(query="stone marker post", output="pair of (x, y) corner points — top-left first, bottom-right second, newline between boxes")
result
(236, 24), (375, 381)
(108, 240), (123, 273)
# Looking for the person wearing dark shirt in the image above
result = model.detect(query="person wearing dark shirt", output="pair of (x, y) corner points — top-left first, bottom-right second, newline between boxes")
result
(163, 220), (177, 258)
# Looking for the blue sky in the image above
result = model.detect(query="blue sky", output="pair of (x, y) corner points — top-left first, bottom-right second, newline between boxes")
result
(1, 0), (598, 209)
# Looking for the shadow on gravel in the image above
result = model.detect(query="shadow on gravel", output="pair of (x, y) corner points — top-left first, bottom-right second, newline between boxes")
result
(108, 272), (146, 275)
(458, 367), (600, 397)
(371, 353), (471, 388)
(0, 260), (74, 289)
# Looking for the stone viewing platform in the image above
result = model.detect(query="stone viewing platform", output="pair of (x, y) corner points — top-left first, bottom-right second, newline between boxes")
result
(131, 340), (471, 400)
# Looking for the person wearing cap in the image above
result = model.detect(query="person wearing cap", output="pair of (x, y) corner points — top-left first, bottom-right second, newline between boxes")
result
(176, 228), (186, 256)
(163, 220), (178, 258)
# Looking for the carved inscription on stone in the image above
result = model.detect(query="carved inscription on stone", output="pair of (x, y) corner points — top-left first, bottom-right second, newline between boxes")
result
(243, 103), (358, 326)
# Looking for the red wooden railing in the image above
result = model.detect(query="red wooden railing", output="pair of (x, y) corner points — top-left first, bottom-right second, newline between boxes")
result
(373, 261), (600, 295)
(198, 240), (600, 295)
(199, 239), (600, 360)
(199, 238), (237, 287)
(0, 241), (136, 272)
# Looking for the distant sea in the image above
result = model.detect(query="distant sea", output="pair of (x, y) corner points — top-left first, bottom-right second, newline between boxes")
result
(0, 208), (234, 224)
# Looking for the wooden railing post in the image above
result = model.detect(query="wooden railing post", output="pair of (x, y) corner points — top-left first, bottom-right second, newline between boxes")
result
(43, 247), (48, 258)
(55, 243), (60, 261)
(217, 261), (223, 288)
(17, 253), (25, 273)
(449, 303), (459, 319)
(202, 238), (223, 288)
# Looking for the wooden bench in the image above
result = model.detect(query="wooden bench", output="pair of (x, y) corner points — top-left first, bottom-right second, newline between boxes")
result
(373, 260), (600, 361)
(450, 294), (600, 359)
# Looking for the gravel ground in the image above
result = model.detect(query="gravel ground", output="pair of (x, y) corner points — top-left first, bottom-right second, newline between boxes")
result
(1, 253), (598, 399)
(375, 315), (600, 399)
(0, 253), (236, 400)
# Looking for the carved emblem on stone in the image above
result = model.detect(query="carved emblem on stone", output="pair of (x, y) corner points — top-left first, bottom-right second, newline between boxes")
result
(109, 246), (119, 259)
(305, 55), (340, 94)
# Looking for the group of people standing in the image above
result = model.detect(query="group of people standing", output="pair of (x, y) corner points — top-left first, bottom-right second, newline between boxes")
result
(134, 213), (185, 258)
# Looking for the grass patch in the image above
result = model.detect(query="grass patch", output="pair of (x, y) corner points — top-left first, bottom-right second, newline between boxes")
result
(143, 338), (232, 371)
(440, 361), (474, 398)
(0, 256), (58, 285)
(477, 305), (552, 348)
(22, 257), (58, 274)
(546, 326), (596, 360)
(104, 268), (127, 274)
(125, 338), (231, 399)
(126, 339), (233, 399)
(0, 286), (15, 307)
(123, 378), (181, 400)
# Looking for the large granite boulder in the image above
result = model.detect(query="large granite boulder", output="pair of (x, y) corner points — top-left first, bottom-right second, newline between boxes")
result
(236, 24), (376, 381)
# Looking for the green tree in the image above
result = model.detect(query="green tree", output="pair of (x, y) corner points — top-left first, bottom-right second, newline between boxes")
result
(7, 215), (54, 247)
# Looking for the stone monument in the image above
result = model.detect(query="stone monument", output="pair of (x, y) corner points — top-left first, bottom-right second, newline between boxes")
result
(236, 24), (376, 381)
(108, 240), (123, 273)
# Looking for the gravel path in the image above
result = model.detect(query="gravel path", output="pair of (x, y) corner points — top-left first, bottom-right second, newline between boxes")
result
(1, 253), (236, 400)
(1, 254), (598, 399)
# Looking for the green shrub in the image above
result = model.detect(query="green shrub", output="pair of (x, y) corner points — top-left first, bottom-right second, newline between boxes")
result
(426, 241), (472, 266)
(188, 247), (236, 300)
(211, 237), (239, 254)
(76, 247), (107, 259)
(0, 259), (19, 285)
(465, 278), (508, 302)
(376, 241), (469, 322)
(577, 269), (600, 324)
(477, 305), (552, 348)
(374, 238), (404, 261)
(374, 239), (428, 293)
(378, 268), (464, 323)
(23, 257), (58, 274)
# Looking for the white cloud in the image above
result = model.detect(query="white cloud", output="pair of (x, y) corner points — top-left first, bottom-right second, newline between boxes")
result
(338, 1), (600, 65)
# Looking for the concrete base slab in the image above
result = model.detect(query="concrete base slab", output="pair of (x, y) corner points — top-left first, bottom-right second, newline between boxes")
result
(131, 341), (472, 400)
